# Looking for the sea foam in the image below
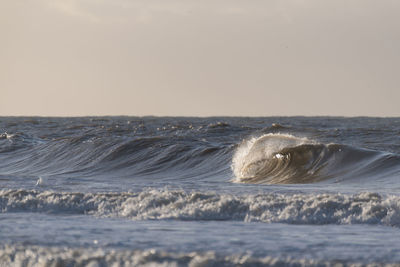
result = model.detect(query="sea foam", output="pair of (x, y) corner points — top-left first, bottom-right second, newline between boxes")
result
(2, 244), (400, 267)
(1, 189), (400, 227)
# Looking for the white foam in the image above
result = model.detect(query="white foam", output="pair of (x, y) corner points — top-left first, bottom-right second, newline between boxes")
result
(1, 189), (400, 227)
(231, 133), (314, 181)
(1, 244), (397, 267)
(0, 132), (14, 140)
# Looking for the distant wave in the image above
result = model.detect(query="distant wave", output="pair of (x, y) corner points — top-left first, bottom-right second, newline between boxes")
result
(1, 189), (400, 227)
(232, 134), (400, 184)
(0, 135), (231, 180)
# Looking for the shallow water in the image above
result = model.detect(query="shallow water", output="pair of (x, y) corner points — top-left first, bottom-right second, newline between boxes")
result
(0, 116), (399, 266)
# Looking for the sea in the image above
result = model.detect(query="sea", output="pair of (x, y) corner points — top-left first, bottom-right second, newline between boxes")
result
(0, 116), (400, 266)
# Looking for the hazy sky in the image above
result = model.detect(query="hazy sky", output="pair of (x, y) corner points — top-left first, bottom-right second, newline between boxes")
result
(2, 0), (400, 116)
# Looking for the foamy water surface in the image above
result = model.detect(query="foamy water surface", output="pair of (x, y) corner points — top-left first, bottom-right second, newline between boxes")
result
(0, 116), (400, 266)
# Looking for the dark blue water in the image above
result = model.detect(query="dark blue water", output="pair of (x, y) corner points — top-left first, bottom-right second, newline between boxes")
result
(1, 116), (400, 266)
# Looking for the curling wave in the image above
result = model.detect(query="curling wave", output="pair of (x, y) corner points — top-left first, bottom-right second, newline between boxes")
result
(232, 134), (400, 184)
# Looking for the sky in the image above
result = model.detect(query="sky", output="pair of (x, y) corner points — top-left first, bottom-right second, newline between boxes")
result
(1, 0), (400, 117)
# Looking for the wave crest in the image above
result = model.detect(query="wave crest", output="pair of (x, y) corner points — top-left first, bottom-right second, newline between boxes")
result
(232, 134), (399, 184)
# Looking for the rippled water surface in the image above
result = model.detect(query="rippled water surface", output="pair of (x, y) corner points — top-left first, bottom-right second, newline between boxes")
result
(0, 116), (400, 266)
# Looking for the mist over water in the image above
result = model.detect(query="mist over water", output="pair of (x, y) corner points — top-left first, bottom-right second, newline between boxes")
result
(1, 116), (400, 266)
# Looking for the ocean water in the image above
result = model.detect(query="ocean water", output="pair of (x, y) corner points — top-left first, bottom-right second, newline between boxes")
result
(0, 116), (400, 266)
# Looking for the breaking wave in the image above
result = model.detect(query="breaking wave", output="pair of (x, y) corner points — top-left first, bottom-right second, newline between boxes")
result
(2, 124), (400, 187)
(1, 189), (400, 227)
(2, 245), (399, 267)
(232, 134), (400, 184)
